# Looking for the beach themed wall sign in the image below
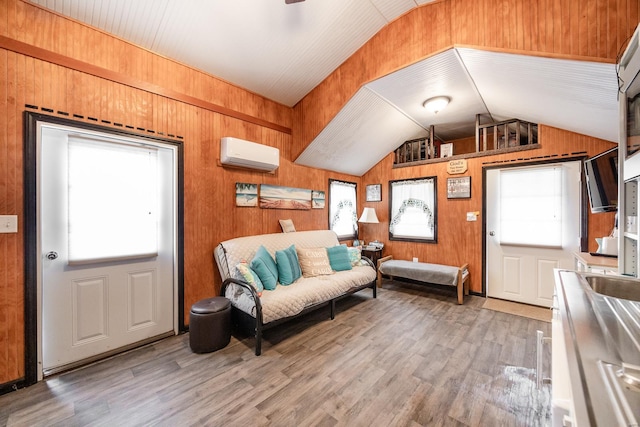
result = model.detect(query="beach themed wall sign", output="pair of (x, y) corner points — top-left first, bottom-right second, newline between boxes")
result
(236, 183), (258, 207)
(259, 184), (312, 210)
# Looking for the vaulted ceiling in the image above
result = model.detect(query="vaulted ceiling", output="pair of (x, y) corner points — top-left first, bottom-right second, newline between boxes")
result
(30, 0), (621, 176)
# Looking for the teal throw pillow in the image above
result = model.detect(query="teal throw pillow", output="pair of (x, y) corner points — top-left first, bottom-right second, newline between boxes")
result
(236, 262), (264, 296)
(326, 245), (353, 272)
(275, 244), (302, 285)
(250, 245), (278, 290)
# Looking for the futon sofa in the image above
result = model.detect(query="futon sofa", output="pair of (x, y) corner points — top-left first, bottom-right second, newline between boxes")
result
(214, 230), (377, 355)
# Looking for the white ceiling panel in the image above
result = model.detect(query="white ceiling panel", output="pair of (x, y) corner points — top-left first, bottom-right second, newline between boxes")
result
(298, 47), (619, 175)
(30, 0), (400, 107)
(458, 48), (619, 143)
(295, 87), (427, 176)
(366, 48), (489, 141)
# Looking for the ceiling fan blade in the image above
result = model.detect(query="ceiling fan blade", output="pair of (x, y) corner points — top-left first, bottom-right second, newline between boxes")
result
(285, 0), (305, 3)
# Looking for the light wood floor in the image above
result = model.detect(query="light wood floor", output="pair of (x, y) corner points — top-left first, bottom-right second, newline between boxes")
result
(0, 280), (552, 426)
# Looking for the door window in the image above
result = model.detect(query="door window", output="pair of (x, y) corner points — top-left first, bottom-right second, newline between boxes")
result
(499, 166), (563, 248)
(68, 136), (159, 264)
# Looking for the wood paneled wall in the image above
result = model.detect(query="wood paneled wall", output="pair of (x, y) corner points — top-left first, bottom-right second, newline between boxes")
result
(0, 0), (357, 386)
(359, 126), (616, 295)
(0, 0), (631, 388)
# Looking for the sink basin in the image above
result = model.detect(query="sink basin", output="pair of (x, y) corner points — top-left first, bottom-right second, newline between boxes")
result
(581, 274), (640, 302)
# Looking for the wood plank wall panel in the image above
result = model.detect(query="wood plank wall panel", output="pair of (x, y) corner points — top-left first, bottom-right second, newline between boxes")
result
(4, 1), (291, 133)
(0, 0), (363, 386)
(1, 47), (25, 385)
(294, 0), (639, 157)
(0, 48), (360, 385)
(360, 126), (616, 295)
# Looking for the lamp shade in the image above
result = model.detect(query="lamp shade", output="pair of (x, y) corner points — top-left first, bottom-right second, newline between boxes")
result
(358, 207), (379, 223)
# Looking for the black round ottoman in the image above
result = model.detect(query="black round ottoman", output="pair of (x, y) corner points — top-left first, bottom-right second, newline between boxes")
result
(189, 296), (231, 353)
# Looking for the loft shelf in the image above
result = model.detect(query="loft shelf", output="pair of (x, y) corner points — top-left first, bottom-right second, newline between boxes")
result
(393, 115), (538, 167)
(476, 115), (538, 152)
(393, 125), (442, 165)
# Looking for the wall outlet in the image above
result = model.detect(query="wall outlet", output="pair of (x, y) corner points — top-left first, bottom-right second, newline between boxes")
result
(0, 215), (18, 233)
(412, 257), (418, 262)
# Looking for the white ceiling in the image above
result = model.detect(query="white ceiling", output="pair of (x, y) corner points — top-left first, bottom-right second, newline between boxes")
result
(298, 48), (619, 175)
(30, 0), (436, 106)
(30, 0), (620, 176)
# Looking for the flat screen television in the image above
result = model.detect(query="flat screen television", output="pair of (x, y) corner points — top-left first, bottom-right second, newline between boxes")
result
(584, 147), (618, 213)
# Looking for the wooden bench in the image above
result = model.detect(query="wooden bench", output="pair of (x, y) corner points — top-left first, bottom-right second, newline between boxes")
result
(377, 255), (469, 304)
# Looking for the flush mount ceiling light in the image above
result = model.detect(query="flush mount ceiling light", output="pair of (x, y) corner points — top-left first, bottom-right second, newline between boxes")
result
(423, 96), (450, 114)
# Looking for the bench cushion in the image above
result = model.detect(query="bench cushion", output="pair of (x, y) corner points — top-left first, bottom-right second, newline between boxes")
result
(379, 260), (461, 287)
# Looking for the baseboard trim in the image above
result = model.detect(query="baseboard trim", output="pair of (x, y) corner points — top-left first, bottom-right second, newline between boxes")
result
(0, 378), (25, 397)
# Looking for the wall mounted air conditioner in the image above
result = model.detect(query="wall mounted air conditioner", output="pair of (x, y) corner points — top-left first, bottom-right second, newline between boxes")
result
(220, 137), (279, 172)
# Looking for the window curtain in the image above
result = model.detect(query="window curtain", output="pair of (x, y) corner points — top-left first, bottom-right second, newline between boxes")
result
(68, 136), (159, 263)
(500, 166), (563, 247)
(329, 180), (357, 239)
(389, 178), (435, 240)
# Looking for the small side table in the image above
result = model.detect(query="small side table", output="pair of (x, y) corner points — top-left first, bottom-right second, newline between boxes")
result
(361, 247), (383, 268)
(189, 297), (231, 353)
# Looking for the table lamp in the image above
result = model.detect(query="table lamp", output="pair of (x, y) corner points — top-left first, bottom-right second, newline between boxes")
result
(354, 207), (379, 246)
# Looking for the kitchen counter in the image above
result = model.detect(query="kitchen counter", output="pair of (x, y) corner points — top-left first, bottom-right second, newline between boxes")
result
(573, 252), (618, 275)
(553, 270), (640, 426)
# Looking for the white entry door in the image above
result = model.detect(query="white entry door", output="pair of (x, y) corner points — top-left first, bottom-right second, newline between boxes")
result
(486, 161), (581, 307)
(39, 123), (176, 375)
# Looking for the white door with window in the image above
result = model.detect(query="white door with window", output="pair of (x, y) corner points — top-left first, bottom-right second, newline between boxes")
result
(486, 162), (581, 307)
(39, 124), (176, 376)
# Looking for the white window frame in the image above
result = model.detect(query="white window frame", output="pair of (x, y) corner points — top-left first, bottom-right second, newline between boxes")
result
(389, 177), (437, 242)
(328, 179), (357, 240)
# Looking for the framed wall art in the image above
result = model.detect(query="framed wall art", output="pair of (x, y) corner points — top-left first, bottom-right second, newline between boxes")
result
(235, 183), (258, 207)
(366, 184), (382, 202)
(312, 190), (325, 208)
(259, 184), (312, 210)
(440, 143), (453, 158)
(447, 176), (471, 199)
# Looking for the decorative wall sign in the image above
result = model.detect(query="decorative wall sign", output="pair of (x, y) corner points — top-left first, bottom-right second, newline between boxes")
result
(366, 184), (382, 202)
(447, 159), (468, 174)
(236, 183), (258, 207)
(312, 190), (325, 208)
(447, 176), (471, 199)
(259, 184), (312, 210)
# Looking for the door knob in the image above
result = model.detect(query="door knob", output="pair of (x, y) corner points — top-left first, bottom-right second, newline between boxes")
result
(46, 251), (58, 260)
(489, 231), (495, 236)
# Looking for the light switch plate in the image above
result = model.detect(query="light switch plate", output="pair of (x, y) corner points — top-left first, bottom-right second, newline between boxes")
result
(0, 215), (18, 233)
